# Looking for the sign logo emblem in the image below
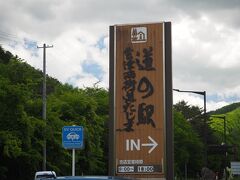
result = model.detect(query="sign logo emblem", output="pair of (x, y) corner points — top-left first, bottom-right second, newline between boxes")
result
(131, 27), (147, 43)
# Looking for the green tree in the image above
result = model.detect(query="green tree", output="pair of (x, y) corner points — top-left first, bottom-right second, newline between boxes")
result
(0, 46), (13, 64)
(174, 109), (204, 178)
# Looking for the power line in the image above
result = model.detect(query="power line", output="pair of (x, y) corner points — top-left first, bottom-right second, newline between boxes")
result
(0, 30), (40, 48)
(0, 35), (21, 44)
(0, 30), (22, 43)
(0, 29), (18, 37)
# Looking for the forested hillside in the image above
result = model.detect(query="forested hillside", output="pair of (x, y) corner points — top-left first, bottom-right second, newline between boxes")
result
(212, 102), (240, 115)
(210, 106), (240, 159)
(0, 46), (109, 180)
(174, 101), (240, 178)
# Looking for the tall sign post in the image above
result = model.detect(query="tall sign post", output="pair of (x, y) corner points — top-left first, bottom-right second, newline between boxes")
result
(62, 126), (84, 176)
(109, 22), (173, 179)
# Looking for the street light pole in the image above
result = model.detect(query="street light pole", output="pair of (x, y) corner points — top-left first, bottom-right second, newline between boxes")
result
(173, 89), (207, 167)
(203, 91), (207, 167)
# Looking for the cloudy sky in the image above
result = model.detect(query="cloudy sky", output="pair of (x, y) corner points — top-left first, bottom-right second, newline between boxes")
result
(0, 0), (240, 111)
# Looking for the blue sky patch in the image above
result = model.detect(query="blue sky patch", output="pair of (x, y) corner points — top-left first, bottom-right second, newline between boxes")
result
(24, 38), (37, 50)
(95, 36), (107, 50)
(82, 62), (104, 80)
(23, 38), (38, 57)
(208, 94), (240, 103)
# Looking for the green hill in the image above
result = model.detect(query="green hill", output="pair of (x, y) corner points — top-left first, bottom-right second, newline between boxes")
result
(211, 102), (240, 115)
(209, 105), (240, 162)
(0, 46), (109, 180)
(209, 102), (240, 150)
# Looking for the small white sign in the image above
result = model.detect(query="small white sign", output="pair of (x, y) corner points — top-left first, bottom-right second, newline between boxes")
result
(138, 166), (154, 173)
(131, 27), (147, 43)
(231, 161), (240, 175)
(118, 166), (135, 173)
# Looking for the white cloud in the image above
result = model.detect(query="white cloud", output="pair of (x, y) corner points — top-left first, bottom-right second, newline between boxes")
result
(45, 28), (109, 88)
(173, 92), (229, 112)
(173, 14), (240, 102)
(1, 0), (240, 110)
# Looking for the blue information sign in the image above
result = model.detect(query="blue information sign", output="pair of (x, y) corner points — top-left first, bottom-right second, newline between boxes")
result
(62, 126), (84, 149)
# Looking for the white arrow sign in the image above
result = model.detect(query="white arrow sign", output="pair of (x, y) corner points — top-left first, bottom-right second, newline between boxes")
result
(141, 136), (158, 154)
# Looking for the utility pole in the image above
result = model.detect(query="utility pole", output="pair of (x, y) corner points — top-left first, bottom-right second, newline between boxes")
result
(37, 43), (53, 171)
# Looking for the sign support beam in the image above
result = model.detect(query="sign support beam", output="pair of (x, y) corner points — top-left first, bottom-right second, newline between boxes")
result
(72, 149), (75, 176)
(109, 25), (115, 176)
(164, 22), (174, 180)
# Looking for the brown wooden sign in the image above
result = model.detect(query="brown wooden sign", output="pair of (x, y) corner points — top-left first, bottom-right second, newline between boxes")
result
(109, 22), (173, 179)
